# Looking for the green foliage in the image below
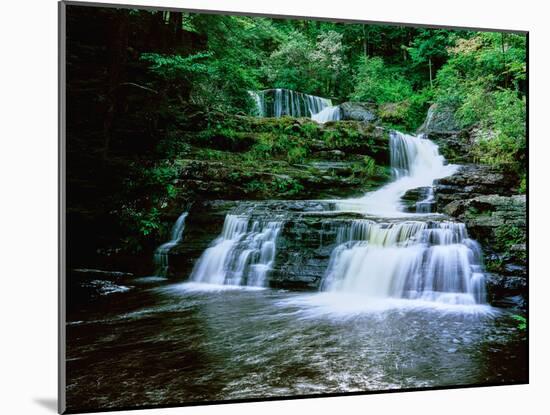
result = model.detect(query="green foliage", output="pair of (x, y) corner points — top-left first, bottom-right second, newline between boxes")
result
(408, 30), (452, 65)
(264, 30), (348, 96)
(287, 146), (308, 164)
(351, 155), (380, 178)
(322, 124), (361, 148)
(352, 56), (413, 104)
(244, 176), (304, 197)
(511, 314), (527, 331)
(299, 122), (320, 139)
(272, 176), (305, 195)
(519, 174), (527, 194)
(140, 52), (212, 79)
(138, 208), (161, 236)
(433, 33), (526, 176)
(117, 161), (182, 252)
(470, 90), (526, 173)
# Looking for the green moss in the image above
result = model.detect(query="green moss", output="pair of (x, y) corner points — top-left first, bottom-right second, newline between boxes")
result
(244, 176), (304, 197)
(494, 225), (526, 252)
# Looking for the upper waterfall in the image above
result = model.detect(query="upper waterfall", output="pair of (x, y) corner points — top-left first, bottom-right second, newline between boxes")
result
(249, 89), (332, 119)
(311, 106), (341, 123)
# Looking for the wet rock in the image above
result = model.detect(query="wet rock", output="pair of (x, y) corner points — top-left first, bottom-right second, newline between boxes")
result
(434, 164), (526, 308)
(485, 273), (527, 309)
(435, 164), (520, 209)
(340, 102), (378, 124)
(166, 201), (361, 290)
(314, 149), (346, 160)
(72, 268), (134, 278)
(417, 103), (461, 135)
(401, 186), (433, 213)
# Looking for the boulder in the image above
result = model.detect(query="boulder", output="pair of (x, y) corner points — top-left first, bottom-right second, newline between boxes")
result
(417, 103), (476, 163)
(339, 102), (378, 124)
(417, 103), (461, 135)
(401, 186), (433, 213)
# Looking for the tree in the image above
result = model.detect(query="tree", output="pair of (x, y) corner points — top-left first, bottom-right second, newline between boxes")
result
(408, 29), (453, 88)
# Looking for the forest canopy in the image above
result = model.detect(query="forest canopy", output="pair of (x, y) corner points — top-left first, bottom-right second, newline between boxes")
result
(135, 11), (526, 169)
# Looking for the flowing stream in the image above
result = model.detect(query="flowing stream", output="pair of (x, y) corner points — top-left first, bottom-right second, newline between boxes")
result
(335, 131), (457, 216)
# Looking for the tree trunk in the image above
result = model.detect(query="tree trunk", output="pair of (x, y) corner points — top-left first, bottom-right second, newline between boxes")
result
(428, 57), (433, 88)
(103, 9), (129, 159)
(363, 25), (368, 57)
(169, 11), (183, 49)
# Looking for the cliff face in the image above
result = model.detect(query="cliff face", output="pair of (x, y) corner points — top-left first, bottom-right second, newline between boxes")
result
(434, 167), (526, 308)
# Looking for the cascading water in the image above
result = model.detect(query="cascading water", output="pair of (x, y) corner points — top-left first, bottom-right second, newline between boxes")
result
(249, 89), (332, 118)
(336, 131), (457, 216)
(416, 187), (435, 213)
(154, 212), (188, 276)
(190, 214), (283, 287)
(322, 220), (486, 305)
(320, 130), (488, 308)
(311, 105), (341, 123)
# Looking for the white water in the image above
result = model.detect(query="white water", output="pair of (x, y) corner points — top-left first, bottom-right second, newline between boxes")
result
(249, 89), (332, 118)
(335, 131), (458, 216)
(190, 215), (282, 287)
(311, 106), (341, 123)
(416, 187), (435, 213)
(322, 220), (486, 305)
(154, 212), (188, 276)
(319, 129), (488, 308)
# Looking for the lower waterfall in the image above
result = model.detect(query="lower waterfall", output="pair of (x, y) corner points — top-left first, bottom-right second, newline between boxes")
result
(190, 214), (282, 287)
(321, 129), (488, 308)
(322, 220), (486, 305)
(154, 212), (188, 276)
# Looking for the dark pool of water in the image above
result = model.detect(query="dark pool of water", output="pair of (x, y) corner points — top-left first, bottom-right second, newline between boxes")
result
(66, 279), (527, 412)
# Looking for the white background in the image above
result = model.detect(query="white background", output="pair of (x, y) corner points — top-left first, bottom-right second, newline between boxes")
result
(1, 0), (547, 414)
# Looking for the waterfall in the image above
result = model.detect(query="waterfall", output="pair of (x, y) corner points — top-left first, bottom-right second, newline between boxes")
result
(248, 91), (265, 117)
(322, 220), (486, 305)
(154, 212), (188, 276)
(249, 89), (332, 118)
(311, 106), (341, 124)
(322, 130), (488, 308)
(190, 214), (283, 287)
(336, 131), (457, 216)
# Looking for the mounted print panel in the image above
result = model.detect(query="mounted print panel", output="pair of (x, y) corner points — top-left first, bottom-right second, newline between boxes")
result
(59, 1), (528, 413)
